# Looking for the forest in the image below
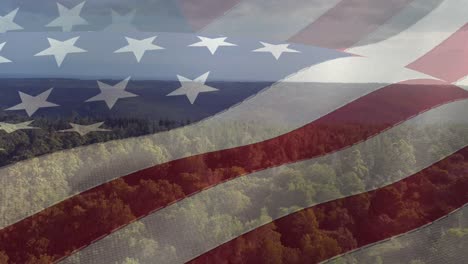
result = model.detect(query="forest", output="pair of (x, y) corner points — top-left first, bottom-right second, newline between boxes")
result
(0, 112), (467, 264)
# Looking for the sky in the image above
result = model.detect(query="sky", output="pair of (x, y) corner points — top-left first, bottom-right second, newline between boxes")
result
(0, 0), (450, 38)
(0, 0), (191, 32)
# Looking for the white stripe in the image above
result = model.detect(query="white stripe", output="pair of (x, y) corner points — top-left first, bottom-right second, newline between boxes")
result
(0, 57), (430, 228)
(347, 0), (468, 67)
(325, 204), (468, 264)
(60, 99), (468, 264)
(351, 0), (445, 47)
(200, 0), (341, 40)
(455, 75), (468, 89)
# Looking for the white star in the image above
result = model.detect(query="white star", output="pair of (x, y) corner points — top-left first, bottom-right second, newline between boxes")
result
(35, 37), (87, 67)
(59, 122), (110, 136)
(0, 8), (23, 33)
(46, 1), (88, 32)
(6, 88), (59, 116)
(189, 36), (237, 55)
(114, 36), (164, 62)
(85, 77), (137, 109)
(167, 72), (218, 104)
(252, 42), (300, 60)
(0, 42), (11, 64)
(0, 121), (38, 134)
(104, 9), (138, 32)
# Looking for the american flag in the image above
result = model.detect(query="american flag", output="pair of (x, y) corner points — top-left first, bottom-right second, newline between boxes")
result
(0, 0), (467, 263)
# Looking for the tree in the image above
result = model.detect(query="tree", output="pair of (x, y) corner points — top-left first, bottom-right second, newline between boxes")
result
(122, 257), (140, 264)
(0, 251), (8, 264)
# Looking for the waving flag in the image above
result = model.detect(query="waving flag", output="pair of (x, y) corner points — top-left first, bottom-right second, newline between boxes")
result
(0, 1), (467, 264)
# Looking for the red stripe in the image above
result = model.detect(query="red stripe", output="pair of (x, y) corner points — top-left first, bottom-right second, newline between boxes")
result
(177, 0), (241, 31)
(0, 80), (466, 263)
(189, 146), (468, 264)
(289, 0), (412, 49)
(407, 23), (468, 83)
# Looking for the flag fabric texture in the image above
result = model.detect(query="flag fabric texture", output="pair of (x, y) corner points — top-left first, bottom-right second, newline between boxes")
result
(0, 0), (467, 263)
